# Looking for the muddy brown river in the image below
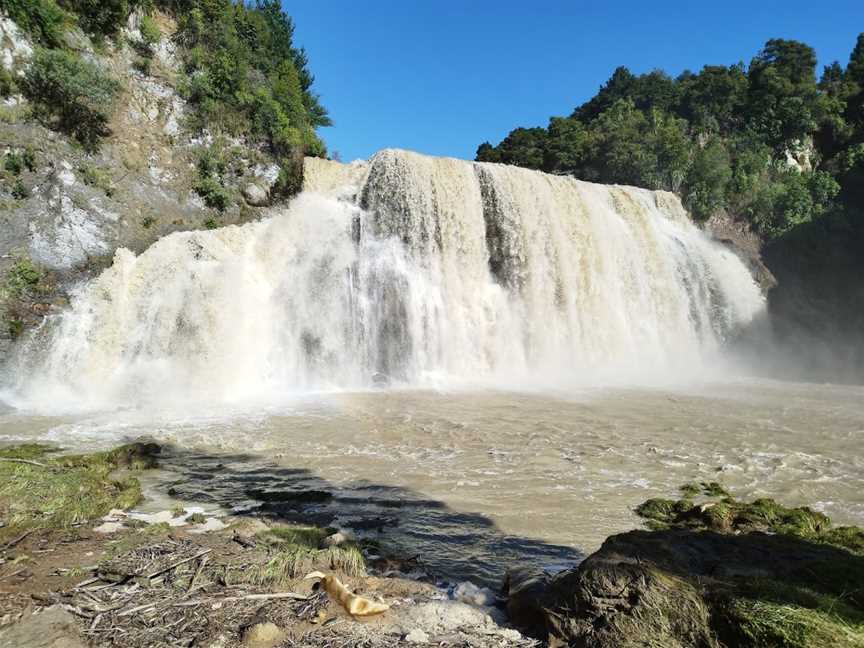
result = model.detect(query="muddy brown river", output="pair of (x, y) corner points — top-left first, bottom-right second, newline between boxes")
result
(2, 378), (862, 585)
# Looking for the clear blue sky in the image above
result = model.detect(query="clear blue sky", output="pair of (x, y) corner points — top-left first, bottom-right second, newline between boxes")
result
(286, 1), (864, 162)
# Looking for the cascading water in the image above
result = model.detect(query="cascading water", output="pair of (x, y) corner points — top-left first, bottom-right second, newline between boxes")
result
(6, 149), (765, 410)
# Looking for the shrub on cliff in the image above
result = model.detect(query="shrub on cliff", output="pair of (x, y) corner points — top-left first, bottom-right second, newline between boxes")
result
(0, 0), (69, 47)
(22, 47), (119, 148)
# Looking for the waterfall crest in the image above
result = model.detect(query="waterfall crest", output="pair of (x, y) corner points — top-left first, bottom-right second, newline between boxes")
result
(7, 149), (765, 410)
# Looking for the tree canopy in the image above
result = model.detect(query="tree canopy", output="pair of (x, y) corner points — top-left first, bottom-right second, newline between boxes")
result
(477, 37), (864, 241)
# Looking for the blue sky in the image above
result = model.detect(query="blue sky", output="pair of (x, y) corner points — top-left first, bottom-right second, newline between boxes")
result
(287, 1), (864, 162)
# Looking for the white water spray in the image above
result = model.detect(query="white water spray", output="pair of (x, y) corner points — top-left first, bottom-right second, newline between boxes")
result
(7, 149), (765, 410)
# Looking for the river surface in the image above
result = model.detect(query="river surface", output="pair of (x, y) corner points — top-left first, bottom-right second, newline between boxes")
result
(2, 378), (862, 585)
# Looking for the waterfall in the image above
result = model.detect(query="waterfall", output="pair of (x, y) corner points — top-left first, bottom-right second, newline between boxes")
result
(6, 149), (765, 410)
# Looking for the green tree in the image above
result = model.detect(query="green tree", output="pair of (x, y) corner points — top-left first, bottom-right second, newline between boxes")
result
(677, 64), (748, 134)
(684, 139), (732, 220)
(746, 39), (821, 149)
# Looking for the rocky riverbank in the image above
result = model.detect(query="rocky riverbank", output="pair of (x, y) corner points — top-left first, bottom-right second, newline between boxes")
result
(0, 442), (534, 647)
(2, 444), (863, 648)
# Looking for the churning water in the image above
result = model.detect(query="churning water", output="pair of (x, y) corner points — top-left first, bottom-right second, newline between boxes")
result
(1, 150), (861, 582)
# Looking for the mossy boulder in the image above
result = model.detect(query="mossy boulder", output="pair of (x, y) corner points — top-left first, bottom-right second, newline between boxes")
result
(508, 487), (864, 648)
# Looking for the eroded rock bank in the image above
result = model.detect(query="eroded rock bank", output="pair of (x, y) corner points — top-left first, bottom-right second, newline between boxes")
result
(506, 484), (864, 648)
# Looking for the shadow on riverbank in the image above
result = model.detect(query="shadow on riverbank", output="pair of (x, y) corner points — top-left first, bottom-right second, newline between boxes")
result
(149, 444), (583, 587)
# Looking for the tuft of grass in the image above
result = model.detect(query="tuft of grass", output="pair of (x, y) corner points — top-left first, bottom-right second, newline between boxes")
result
(78, 163), (114, 196)
(0, 444), (57, 460)
(224, 524), (365, 587)
(187, 512), (206, 524)
(722, 581), (864, 648)
(5, 258), (46, 298)
(0, 442), (159, 543)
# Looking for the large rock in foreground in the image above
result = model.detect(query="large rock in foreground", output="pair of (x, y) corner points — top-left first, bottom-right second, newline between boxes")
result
(507, 529), (864, 648)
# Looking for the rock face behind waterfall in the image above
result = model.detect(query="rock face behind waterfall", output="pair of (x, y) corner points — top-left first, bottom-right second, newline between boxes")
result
(507, 528), (864, 648)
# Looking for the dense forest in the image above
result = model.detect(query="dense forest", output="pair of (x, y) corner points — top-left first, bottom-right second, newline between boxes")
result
(477, 37), (864, 241)
(477, 36), (864, 374)
(0, 0), (329, 195)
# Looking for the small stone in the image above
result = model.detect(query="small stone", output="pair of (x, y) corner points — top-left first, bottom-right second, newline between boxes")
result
(242, 622), (285, 648)
(94, 521), (123, 534)
(498, 628), (522, 641)
(243, 183), (268, 206)
(0, 606), (87, 647)
(405, 629), (429, 643)
(453, 581), (495, 606)
(321, 531), (352, 547)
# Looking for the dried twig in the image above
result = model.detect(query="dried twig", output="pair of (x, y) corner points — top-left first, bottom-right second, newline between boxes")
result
(187, 555), (208, 592)
(2, 529), (33, 551)
(145, 549), (212, 580)
(222, 592), (309, 602)
(0, 457), (47, 467)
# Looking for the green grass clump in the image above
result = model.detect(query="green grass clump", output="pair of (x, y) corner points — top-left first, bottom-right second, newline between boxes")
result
(0, 0), (70, 47)
(0, 442), (158, 543)
(5, 258), (46, 298)
(721, 578), (864, 648)
(636, 485), (838, 542)
(225, 524), (365, 587)
(78, 163), (114, 196)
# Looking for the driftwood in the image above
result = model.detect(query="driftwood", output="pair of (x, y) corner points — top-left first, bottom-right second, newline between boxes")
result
(144, 548), (212, 580)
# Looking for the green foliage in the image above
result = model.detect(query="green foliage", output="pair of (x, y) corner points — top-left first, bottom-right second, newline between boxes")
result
(5, 258), (44, 297)
(685, 139), (732, 219)
(194, 177), (229, 211)
(138, 13), (161, 49)
(172, 0), (329, 194)
(223, 524), (366, 587)
(0, 442), (155, 543)
(0, 0), (70, 47)
(58, 0), (136, 39)
(78, 162), (114, 195)
(0, 66), (17, 98)
(478, 34), (864, 240)
(22, 47), (119, 149)
(635, 484), (864, 553)
(11, 178), (29, 199)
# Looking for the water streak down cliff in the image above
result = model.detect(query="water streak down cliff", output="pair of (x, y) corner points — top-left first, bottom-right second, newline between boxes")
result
(8, 150), (765, 410)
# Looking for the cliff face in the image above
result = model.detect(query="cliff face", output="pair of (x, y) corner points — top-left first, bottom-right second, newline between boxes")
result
(0, 11), (281, 356)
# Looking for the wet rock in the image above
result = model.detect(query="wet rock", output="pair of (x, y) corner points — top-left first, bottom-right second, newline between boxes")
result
(452, 581), (495, 606)
(0, 605), (87, 648)
(241, 622), (285, 648)
(107, 442), (161, 469)
(502, 567), (552, 638)
(93, 521), (124, 534)
(321, 530), (352, 547)
(242, 183), (268, 206)
(246, 488), (332, 504)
